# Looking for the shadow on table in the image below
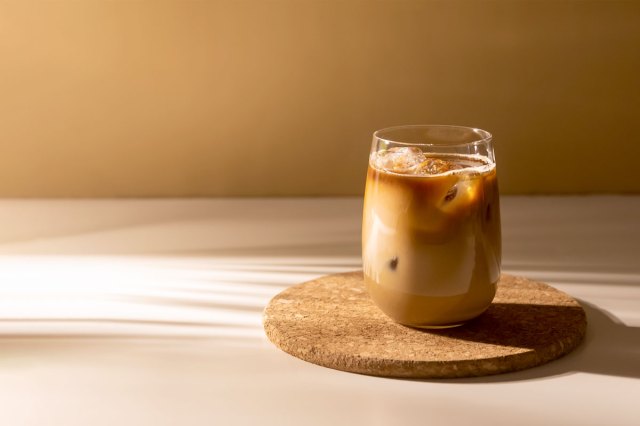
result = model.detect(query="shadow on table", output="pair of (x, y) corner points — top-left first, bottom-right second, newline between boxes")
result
(430, 300), (640, 383)
(0, 254), (362, 358)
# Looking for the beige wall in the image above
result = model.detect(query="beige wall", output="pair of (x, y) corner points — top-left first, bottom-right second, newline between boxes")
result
(0, 0), (638, 197)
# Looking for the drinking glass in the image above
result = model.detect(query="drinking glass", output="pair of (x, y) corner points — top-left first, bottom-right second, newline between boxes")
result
(362, 125), (501, 328)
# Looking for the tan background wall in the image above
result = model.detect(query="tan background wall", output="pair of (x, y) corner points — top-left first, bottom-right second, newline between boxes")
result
(0, 0), (638, 197)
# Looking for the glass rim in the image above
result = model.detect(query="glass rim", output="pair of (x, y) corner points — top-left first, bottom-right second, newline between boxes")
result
(373, 124), (493, 148)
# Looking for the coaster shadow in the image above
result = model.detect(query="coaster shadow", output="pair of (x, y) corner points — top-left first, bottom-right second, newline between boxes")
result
(416, 300), (639, 383)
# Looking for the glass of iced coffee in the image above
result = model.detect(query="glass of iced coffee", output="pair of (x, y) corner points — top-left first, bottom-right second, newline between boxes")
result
(362, 125), (501, 328)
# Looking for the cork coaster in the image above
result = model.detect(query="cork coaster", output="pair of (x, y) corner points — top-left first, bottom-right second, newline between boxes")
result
(263, 272), (586, 379)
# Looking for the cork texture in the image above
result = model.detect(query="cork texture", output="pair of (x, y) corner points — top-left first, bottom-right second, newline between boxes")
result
(263, 272), (587, 379)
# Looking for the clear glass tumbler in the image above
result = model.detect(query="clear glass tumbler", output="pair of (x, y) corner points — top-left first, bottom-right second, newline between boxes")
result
(362, 125), (501, 328)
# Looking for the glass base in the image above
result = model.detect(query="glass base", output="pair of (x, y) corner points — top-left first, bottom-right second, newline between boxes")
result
(410, 322), (465, 330)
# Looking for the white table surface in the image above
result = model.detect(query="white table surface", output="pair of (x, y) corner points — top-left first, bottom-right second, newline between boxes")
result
(0, 196), (638, 425)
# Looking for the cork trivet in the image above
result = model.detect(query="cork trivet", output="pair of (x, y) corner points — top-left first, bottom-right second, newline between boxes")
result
(263, 272), (586, 379)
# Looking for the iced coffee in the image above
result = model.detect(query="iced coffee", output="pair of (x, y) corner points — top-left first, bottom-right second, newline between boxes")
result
(362, 126), (501, 328)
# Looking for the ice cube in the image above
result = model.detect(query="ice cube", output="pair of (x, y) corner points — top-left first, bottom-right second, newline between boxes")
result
(414, 158), (462, 175)
(374, 147), (426, 173)
(443, 185), (458, 202)
(388, 256), (399, 270)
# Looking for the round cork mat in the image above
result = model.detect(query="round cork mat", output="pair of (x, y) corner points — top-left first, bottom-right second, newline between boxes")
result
(263, 272), (586, 379)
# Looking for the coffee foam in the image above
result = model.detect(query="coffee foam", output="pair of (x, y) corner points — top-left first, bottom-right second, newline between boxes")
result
(370, 150), (494, 177)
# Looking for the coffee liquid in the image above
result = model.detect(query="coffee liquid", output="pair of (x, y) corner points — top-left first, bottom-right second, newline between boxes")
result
(362, 151), (501, 327)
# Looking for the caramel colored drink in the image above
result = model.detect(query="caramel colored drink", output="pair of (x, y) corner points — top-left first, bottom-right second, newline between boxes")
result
(362, 126), (501, 328)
